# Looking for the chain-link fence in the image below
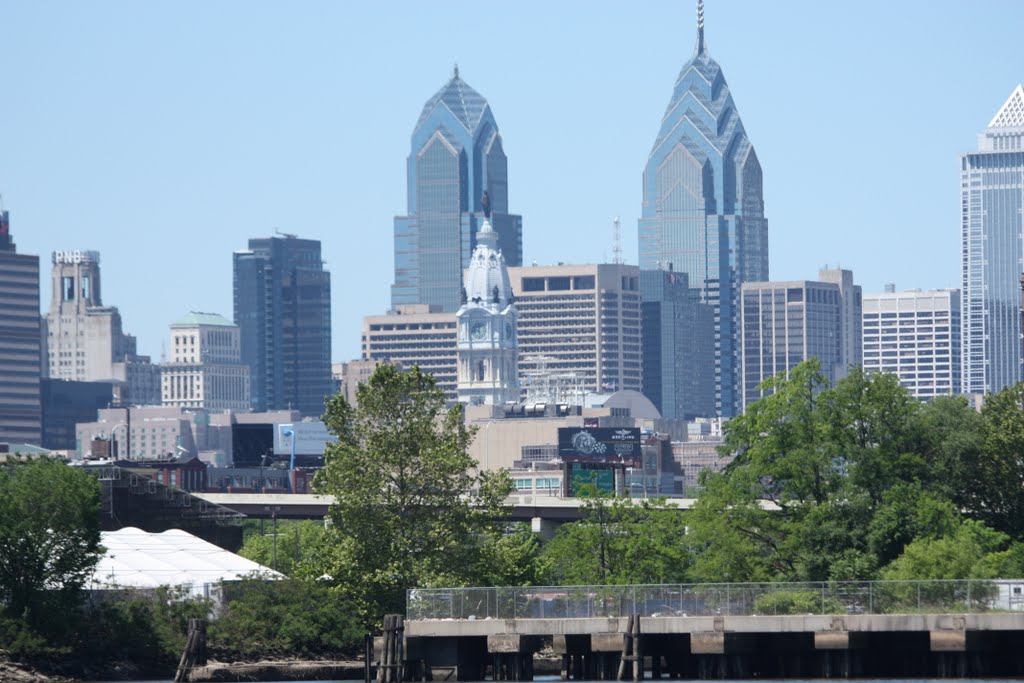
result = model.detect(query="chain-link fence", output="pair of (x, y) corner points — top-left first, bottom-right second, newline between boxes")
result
(407, 579), (1024, 620)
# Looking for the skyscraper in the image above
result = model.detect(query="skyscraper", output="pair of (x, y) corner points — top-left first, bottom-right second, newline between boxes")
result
(161, 312), (250, 411)
(42, 249), (160, 406)
(739, 269), (861, 410)
(392, 67), (523, 313)
(863, 288), (961, 400)
(640, 267), (715, 419)
(233, 235), (333, 416)
(0, 209), (42, 445)
(961, 84), (1024, 395)
(638, 1), (769, 417)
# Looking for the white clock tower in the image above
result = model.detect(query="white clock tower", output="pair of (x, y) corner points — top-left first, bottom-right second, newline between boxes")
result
(456, 202), (519, 406)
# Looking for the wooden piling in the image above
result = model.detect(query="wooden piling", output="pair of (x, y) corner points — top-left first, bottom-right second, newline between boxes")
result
(174, 619), (207, 683)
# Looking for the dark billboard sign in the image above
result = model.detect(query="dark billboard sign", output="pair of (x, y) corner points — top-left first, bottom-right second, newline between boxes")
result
(558, 427), (641, 467)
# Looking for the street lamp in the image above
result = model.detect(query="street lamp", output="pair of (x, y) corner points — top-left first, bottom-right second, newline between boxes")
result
(258, 449), (273, 494)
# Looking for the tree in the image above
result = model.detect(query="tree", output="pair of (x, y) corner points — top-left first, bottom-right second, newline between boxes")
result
(543, 489), (692, 585)
(0, 458), (102, 635)
(238, 520), (328, 579)
(314, 364), (511, 624)
(966, 383), (1024, 536)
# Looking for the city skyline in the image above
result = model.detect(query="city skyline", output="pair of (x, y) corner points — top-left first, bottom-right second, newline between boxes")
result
(3, 1), (1022, 362)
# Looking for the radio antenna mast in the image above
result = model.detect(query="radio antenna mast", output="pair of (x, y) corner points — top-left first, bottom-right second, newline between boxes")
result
(612, 216), (623, 264)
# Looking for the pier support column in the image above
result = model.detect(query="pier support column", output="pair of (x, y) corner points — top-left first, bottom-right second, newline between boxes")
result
(488, 634), (541, 681)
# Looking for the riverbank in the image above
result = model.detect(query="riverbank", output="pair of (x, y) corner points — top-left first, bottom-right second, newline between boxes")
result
(187, 659), (363, 682)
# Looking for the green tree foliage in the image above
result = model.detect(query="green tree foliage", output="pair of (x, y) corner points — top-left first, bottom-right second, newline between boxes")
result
(210, 578), (363, 659)
(882, 520), (1013, 580)
(0, 459), (101, 635)
(543, 489), (691, 585)
(239, 520), (328, 578)
(969, 384), (1024, 536)
(314, 364), (516, 623)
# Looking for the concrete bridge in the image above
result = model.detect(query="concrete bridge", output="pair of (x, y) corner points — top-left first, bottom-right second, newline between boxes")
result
(396, 581), (1024, 680)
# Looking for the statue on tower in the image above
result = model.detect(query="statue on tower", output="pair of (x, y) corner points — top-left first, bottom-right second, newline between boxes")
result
(481, 191), (491, 219)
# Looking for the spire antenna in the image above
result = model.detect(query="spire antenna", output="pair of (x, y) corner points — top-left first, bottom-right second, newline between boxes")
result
(696, 0), (705, 54)
(453, 62), (459, 79)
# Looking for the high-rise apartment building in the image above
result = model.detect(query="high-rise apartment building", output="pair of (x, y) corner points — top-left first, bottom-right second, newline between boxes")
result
(42, 249), (160, 405)
(233, 235), (333, 416)
(640, 267), (715, 419)
(507, 264), (642, 396)
(739, 269), (861, 409)
(638, 2), (769, 417)
(161, 312), (250, 411)
(961, 84), (1024, 394)
(0, 209), (42, 445)
(361, 305), (458, 400)
(392, 67), (523, 313)
(863, 288), (961, 400)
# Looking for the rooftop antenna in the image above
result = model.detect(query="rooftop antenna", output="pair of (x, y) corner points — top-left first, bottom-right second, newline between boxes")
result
(696, 0), (706, 54)
(612, 216), (623, 264)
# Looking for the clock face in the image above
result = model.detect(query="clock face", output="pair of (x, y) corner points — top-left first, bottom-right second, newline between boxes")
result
(470, 322), (487, 341)
(505, 323), (514, 339)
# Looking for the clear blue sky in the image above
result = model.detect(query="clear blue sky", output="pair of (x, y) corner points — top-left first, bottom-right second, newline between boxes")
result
(3, 1), (1022, 362)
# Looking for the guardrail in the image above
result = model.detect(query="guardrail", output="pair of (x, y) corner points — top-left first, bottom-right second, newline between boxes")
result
(407, 580), (1024, 620)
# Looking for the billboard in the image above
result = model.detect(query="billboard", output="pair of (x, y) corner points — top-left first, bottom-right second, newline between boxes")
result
(557, 427), (641, 467)
(569, 462), (615, 496)
(274, 421), (335, 456)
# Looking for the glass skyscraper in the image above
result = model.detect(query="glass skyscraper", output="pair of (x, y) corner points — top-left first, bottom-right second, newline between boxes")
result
(0, 210), (41, 445)
(638, 2), (768, 417)
(233, 235), (333, 416)
(962, 84), (1024, 395)
(392, 67), (523, 313)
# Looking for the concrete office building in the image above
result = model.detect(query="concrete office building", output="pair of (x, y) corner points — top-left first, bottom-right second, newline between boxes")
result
(233, 235), (333, 416)
(739, 268), (861, 409)
(863, 287), (961, 400)
(392, 67), (523, 313)
(962, 85), (1024, 394)
(42, 249), (160, 405)
(638, 2), (769, 417)
(0, 209), (42, 445)
(361, 305), (458, 400)
(640, 267), (715, 419)
(507, 263), (642, 396)
(161, 312), (250, 411)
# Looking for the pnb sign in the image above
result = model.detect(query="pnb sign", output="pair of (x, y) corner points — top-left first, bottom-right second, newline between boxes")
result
(52, 250), (99, 265)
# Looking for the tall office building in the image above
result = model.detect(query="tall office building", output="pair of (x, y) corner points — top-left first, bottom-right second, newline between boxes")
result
(161, 312), (250, 411)
(863, 288), (961, 400)
(961, 84), (1024, 394)
(361, 305), (458, 400)
(456, 216), (519, 406)
(640, 267), (715, 419)
(233, 235), (333, 416)
(0, 209), (42, 445)
(638, 1), (769, 417)
(506, 264), (642, 396)
(392, 67), (523, 313)
(739, 269), (861, 410)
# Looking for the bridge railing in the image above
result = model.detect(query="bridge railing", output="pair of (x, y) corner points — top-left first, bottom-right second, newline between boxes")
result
(407, 580), (1024, 620)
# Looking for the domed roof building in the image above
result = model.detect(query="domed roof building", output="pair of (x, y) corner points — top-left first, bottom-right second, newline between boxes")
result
(456, 197), (519, 406)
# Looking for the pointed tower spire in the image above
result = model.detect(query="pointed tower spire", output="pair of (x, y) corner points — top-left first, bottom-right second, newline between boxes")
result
(696, 0), (705, 55)
(453, 62), (460, 80)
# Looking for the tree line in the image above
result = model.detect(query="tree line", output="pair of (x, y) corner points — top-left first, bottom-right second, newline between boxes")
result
(5, 359), (1024, 670)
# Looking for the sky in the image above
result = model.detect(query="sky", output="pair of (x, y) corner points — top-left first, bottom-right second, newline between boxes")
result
(3, 1), (1023, 363)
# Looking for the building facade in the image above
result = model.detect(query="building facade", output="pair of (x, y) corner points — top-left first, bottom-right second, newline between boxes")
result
(0, 209), (42, 445)
(361, 305), (458, 400)
(233, 235), (333, 416)
(962, 84), (1024, 395)
(638, 2), (769, 417)
(863, 288), (961, 400)
(739, 269), (861, 409)
(507, 264), (642, 397)
(640, 267), (715, 419)
(392, 67), (523, 313)
(456, 216), (519, 405)
(161, 312), (250, 411)
(42, 249), (160, 405)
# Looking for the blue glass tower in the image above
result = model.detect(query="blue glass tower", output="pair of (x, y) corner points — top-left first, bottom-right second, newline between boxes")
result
(962, 84), (1024, 395)
(392, 67), (523, 312)
(638, 2), (769, 417)
(233, 235), (333, 416)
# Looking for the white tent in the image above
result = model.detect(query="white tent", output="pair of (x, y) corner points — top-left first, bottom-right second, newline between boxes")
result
(89, 527), (282, 592)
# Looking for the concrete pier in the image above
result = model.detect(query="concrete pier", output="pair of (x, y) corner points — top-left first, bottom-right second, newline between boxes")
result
(404, 613), (1024, 680)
